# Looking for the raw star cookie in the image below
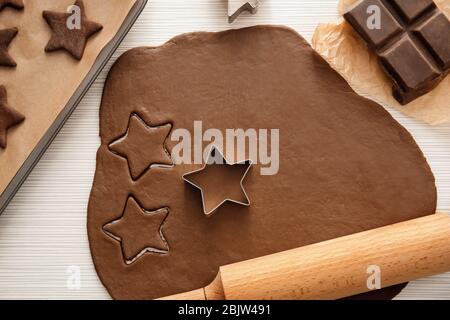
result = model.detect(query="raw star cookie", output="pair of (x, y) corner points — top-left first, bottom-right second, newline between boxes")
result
(109, 114), (173, 180)
(43, 0), (103, 60)
(0, 27), (18, 67)
(103, 197), (170, 265)
(0, 0), (23, 11)
(88, 26), (437, 300)
(0, 86), (24, 149)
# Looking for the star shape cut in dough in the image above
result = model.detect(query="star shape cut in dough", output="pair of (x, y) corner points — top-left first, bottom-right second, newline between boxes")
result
(103, 197), (169, 265)
(0, 85), (24, 149)
(109, 113), (173, 180)
(0, 27), (18, 67)
(183, 146), (252, 216)
(0, 0), (24, 11)
(43, 0), (103, 60)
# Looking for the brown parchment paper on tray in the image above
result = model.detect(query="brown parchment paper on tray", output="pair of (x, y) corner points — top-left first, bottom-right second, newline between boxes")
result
(312, 0), (450, 125)
(0, 0), (137, 195)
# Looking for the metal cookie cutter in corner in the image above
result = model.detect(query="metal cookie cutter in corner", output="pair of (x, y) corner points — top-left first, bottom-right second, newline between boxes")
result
(228, 0), (260, 23)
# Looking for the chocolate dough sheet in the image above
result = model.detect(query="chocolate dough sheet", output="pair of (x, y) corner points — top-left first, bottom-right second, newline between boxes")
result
(88, 26), (437, 300)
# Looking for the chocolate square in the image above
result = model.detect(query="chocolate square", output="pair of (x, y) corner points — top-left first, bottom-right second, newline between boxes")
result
(344, 0), (402, 48)
(380, 36), (439, 89)
(414, 12), (450, 69)
(392, 0), (435, 22)
(380, 36), (440, 103)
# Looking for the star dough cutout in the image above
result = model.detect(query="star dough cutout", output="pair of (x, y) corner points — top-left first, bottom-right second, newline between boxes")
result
(0, 27), (18, 67)
(43, 0), (103, 60)
(183, 146), (252, 216)
(0, 0), (24, 11)
(0, 85), (25, 149)
(103, 197), (169, 264)
(109, 113), (173, 180)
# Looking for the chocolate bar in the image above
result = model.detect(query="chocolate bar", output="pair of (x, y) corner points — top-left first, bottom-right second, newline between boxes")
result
(344, 0), (450, 105)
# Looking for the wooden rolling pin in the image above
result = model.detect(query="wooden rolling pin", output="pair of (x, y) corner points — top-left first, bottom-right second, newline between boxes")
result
(161, 213), (450, 300)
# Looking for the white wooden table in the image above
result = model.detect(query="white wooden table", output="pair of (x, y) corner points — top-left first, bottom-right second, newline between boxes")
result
(1, 0), (449, 300)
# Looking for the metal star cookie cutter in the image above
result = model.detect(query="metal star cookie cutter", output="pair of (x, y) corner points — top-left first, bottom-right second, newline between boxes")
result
(182, 146), (253, 216)
(228, 0), (260, 23)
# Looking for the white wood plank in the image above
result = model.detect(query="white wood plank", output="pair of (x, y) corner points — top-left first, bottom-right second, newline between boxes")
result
(1, 0), (449, 300)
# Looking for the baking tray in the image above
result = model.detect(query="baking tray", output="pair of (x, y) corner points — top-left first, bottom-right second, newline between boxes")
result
(0, 0), (148, 215)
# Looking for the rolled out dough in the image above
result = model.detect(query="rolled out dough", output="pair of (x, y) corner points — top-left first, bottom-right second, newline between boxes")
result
(88, 26), (437, 300)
